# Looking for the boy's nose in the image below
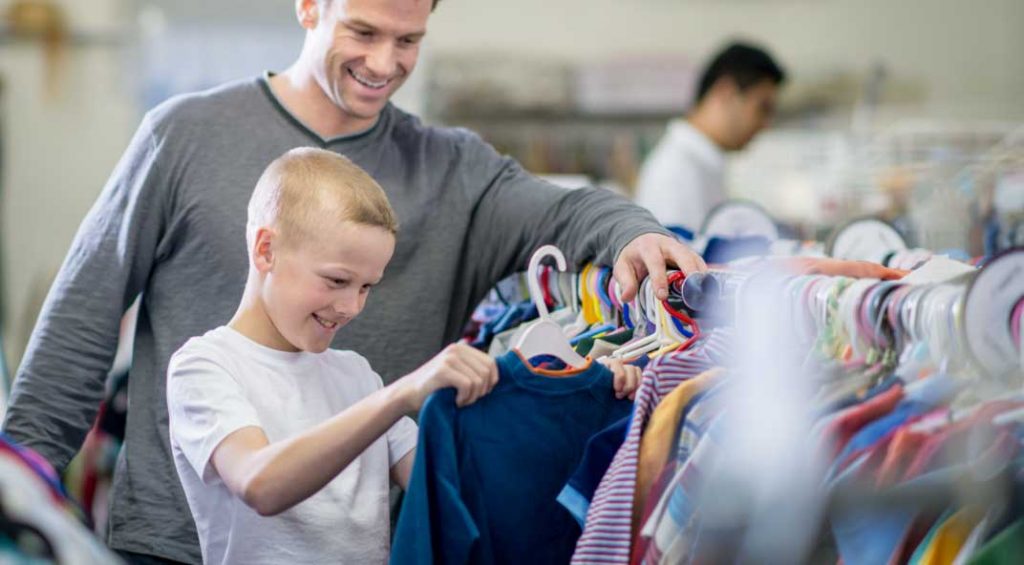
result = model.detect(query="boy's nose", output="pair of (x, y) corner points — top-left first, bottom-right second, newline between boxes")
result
(333, 294), (361, 318)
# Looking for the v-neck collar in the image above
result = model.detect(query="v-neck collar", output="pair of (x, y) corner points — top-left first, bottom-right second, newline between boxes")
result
(259, 71), (385, 146)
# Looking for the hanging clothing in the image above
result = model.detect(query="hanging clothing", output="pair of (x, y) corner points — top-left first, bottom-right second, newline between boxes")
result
(634, 415), (726, 565)
(911, 508), (983, 565)
(558, 416), (631, 528)
(572, 330), (729, 565)
(391, 351), (631, 565)
(632, 382), (727, 564)
(966, 519), (1024, 565)
(633, 369), (724, 535)
(634, 120), (726, 231)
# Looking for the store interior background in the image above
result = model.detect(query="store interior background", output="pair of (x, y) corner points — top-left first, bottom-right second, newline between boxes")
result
(2, 0), (1023, 375)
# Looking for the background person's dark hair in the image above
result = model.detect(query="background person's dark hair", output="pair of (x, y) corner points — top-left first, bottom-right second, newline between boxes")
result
(695, 42), (787, 104)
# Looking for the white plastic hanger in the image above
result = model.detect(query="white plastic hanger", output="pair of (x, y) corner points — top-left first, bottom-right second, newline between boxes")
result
(610, 278), (680, 360)
(511, 245), (588, 368)
(990, 299), (1024, 427)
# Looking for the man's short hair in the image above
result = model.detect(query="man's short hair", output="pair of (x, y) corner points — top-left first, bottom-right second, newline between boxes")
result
(247, 148), (398, 250)
(695, 41), (787, 103)
(321, 0), (442, 11)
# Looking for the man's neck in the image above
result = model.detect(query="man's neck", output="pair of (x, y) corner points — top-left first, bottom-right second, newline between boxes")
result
(686, 110), (728, 151)
(269, 66), (378, 139)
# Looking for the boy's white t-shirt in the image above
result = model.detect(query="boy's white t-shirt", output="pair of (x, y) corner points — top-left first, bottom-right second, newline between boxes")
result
(166, 326), (417, 565)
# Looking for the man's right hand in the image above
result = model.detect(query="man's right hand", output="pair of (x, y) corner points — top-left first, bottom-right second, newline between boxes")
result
(398, 343), (499, 411)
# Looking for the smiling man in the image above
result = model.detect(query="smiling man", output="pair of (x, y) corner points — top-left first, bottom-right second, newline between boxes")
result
(4, 1), (703, 563)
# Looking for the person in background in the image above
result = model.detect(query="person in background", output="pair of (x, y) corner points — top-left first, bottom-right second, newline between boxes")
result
(3, 0), (702, 563)
(634, 41), (787, 231)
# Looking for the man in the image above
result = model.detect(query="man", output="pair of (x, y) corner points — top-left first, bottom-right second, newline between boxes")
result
(2, 0), (704, 563)
(634, 41), (787, 231)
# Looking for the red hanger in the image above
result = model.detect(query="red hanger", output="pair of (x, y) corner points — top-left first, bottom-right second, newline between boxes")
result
(661, 271), (702, 353)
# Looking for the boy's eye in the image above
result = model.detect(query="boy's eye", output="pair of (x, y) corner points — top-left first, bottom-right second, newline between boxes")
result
(327, 278), (349, 288)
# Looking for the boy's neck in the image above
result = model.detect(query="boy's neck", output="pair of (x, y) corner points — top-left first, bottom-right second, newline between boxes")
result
(229, 297), (301, 353)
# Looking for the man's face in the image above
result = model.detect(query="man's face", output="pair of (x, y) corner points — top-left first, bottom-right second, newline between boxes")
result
(308, 0), (432, 124)
(724, 80), (778, 151)
(261, 221), (395, 353)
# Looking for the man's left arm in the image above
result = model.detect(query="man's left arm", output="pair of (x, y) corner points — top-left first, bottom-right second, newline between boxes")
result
(460, 137), (705, 302)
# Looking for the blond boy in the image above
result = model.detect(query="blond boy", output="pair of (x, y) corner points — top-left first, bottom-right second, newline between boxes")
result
(166, 148), (498, 564)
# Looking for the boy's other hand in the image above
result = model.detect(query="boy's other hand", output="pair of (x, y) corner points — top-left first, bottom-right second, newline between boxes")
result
(399, 343), (499, 410)
(598, 357), (641, 401)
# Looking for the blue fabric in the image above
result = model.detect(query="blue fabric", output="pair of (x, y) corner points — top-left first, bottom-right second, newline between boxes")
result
(701, 235), (772, 264)
(391, 352), (632, 565)
(828, 401), (931, 481)
(630, 354), (652, 370)
(830, 450), (913, 565)
(832, 502), (917, 565)
(666, 225), (695, 242)
(827, 388), (958, 565)
(865, 374), (903, 401)
(569, 324), (617, 346)
(471, 302), (537, 348)
(903, 372), (961, 407)
(826, 373), (959, 478)
(557, 416), (631, 527)
(831, 461), (975, 565)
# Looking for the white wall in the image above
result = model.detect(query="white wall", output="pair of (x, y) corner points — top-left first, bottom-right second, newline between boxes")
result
(1, 0), (138, 371)
(428, 0), (1024, 119)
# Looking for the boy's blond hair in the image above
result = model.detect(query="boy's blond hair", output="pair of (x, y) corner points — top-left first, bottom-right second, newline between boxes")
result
(247, 148), (398, 250)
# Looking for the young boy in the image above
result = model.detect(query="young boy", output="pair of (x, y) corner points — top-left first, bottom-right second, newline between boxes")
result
(166, 148), (499, 564)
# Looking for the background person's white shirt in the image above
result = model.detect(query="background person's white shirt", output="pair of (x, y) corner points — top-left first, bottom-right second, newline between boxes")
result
(167, 326), (417, 565)
(634, 120), (726, 231)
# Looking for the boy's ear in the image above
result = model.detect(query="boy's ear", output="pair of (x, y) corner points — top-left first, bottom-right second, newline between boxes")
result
(252, 227), (277, 274)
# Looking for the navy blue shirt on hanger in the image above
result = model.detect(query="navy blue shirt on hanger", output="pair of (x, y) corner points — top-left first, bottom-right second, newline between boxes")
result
(390, 351), (632, 565)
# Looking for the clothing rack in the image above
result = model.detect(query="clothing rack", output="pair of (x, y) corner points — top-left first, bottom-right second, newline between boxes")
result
(454, 245), (1024, 564)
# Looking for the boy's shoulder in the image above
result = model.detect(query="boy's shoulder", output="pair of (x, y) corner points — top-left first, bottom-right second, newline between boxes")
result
(167, 326), (246, 379)
(172, 325), (240, 357)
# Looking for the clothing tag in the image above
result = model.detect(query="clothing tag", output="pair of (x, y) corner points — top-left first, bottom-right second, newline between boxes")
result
(962, 249), (1024, 380)
(901, 256), (976, 285)
(829, 218), (906, 263)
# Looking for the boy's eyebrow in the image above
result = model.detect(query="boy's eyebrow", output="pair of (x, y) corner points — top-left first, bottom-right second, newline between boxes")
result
(318, 266), (355, 276)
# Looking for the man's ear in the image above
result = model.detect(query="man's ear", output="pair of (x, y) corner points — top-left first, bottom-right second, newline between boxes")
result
(711, 76), (741, 102)
(296, 0), (320, 30)
(253, 227), (278, 274)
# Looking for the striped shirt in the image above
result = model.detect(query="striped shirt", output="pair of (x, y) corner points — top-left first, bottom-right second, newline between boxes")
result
(571, 330), (730, 564)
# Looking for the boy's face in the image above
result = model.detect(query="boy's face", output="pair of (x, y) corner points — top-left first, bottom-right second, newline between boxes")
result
(260, 221), (395, 353)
